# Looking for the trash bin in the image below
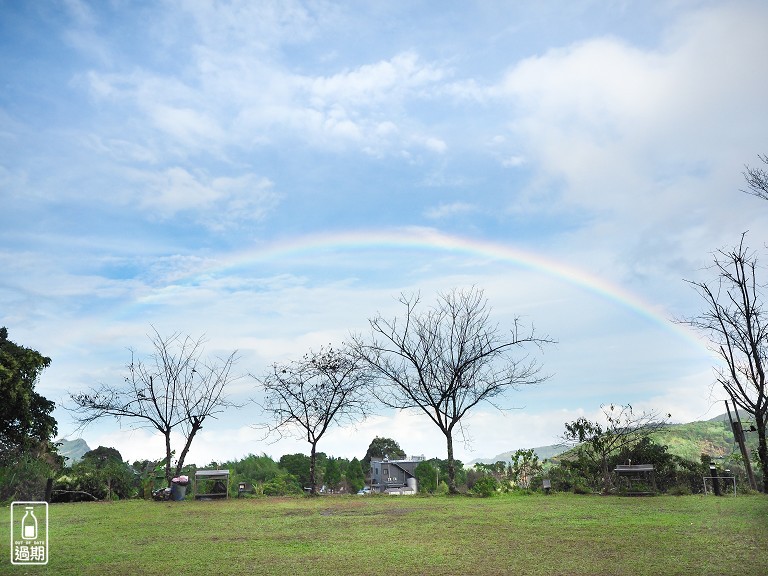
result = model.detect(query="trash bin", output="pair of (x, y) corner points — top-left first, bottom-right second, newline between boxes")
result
(170, 482), (187, 501)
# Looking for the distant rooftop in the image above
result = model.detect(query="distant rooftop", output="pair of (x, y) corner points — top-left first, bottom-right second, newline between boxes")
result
(376, 455), (426, 462)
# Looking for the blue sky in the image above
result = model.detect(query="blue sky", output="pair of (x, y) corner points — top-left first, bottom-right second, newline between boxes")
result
(2, 0), (767, 466)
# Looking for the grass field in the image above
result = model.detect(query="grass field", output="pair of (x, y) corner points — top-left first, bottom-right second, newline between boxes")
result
(2, 493), (767, 575)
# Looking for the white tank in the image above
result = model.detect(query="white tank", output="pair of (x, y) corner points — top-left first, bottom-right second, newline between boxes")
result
(407, 477), (417, 492)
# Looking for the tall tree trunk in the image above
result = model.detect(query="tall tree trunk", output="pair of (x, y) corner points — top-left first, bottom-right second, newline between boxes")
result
(309, 442), (318, 495)
(164, 429), (173, 486)
(175, 420), (202, 478)
(446, 432), (458, 494)
(756, 412), (768, 493)
(601, 457), (611, 494)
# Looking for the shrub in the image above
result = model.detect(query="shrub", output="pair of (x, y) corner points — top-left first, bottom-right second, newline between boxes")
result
(435, 481), (449, 495)
(547, 457), (599, 493)
(0, 454), (53, 502)
(667, 484), (692, 496)
(262, 473), (302, 496)
(471, 475), (500, 497)
(572, 483), (591, 495)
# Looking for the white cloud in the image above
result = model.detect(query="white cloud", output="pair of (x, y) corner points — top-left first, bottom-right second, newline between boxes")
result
(424, 201), (477, 220)
(498, 4), (768, 210)
(83, 37), (451, 156)
(306, 52), (445, 108)
(473, 2), (768, 291)
(502, 155), (525, 167)
(125, 167), (279, 230)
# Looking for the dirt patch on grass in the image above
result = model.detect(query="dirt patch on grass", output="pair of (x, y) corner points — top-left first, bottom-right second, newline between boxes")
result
(282, 508), (315, 516)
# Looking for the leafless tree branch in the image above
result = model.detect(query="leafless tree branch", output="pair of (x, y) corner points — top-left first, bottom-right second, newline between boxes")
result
(69, 327), (241, 485)
(352, 286), (553, 493)
(742, 154), (768, 201)
(254, 344), (372, 494)
(680, 233), (768, 491)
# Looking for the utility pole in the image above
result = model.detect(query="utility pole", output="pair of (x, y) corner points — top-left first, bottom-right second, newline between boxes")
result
(725, 399), (758, 490)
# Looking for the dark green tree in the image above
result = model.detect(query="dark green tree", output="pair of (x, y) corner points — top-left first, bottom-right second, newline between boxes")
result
(324, 457), (342, 492)
(430, 457), (467, 489)
(363, 436), (406, 468)
(510, 449), (542, 489)
(414, 460), (438, 493)
(0, 328), (61, 501)
(279, 453), (311, 488)
(470, 474), (500, 497)
(0, 327), (57, 461)
(563, 404), (668, 493)
(225, 453), (281, 486)
(346, 457), (365, 492)
(72, 446), (135, 500)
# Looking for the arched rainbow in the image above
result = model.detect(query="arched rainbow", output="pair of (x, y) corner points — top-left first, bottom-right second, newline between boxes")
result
(187, 227), (713, 355)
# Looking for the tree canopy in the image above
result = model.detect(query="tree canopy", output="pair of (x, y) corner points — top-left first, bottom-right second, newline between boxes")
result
(0, 327), (57, 462)
(346, 457), (365, 492)
(563, 403), (668, 493)
(362, 436), (406, 468)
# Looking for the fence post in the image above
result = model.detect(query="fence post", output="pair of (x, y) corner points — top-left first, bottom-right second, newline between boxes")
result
(709, 464), (721, 496)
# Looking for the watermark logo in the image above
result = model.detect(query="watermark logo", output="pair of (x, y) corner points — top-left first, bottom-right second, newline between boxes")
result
(10, 502), (48, 565)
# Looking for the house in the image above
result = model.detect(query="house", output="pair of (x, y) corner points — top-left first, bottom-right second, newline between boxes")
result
(369, 455), (424, 494)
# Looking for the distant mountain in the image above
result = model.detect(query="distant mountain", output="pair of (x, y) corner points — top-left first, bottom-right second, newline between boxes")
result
(469, 412), (759, 467)
(56, 438), (91, 465)
(707, 409), (751, 423)
(468, 444), (566, 467)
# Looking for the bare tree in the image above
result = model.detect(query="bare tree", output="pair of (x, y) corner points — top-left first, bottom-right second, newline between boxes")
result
(256, 345), (371, 495)
(352, 287), (552, 494)
(742, 154), (768, 201)
(70, 328), (239, 485)
(562, 403), (668, 494)
(682, 233), (768, 491)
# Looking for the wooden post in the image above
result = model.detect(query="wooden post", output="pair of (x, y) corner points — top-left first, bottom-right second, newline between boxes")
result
(725, 400), (758, 490)
(709, 464), (721, 496)
(45, 478), (53, 503)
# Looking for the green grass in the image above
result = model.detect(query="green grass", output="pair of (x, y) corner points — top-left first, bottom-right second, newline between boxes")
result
(2, 493), (767, 575)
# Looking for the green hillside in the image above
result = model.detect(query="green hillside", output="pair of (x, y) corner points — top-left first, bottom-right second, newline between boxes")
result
(651, 416), (758, 463)
(480, 413), (760, 466)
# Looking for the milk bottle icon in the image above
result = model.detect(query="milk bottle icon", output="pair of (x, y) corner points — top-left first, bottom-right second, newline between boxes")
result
(21, 507), (37, 540)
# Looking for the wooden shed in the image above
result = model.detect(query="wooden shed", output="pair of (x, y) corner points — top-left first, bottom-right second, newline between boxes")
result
(614, 464), (656, 495)
(194, 469), (230, 499)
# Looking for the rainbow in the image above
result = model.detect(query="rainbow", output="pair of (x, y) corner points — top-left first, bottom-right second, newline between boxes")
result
(186, 227), (712, 355)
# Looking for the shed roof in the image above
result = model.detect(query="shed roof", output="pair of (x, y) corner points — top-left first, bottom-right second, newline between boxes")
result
(195, 469), (230, 478)
(614, 464), (654, 472)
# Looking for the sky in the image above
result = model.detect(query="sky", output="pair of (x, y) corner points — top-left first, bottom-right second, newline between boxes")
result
(2, 0), (768, 468)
